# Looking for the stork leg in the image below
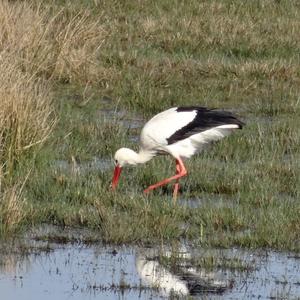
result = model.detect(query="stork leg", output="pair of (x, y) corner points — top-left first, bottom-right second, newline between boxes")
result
(173, 161), (181, 202)
(143, 158), (187, 201)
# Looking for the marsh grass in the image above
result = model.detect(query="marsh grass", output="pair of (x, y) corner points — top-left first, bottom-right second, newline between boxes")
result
(0, 58), (54, 173)
(1, 0), (300, 251)
(160, 254), (253, 273)
(0, 184), (28, 236)
(0, 0), (107, 232)
(0, 1), (109, 84)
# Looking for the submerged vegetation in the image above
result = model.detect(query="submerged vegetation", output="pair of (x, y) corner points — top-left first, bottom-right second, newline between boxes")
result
(0, 0), (300, 252)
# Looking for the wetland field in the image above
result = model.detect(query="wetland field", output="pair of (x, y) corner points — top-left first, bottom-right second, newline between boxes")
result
(0, 0), (300, 298)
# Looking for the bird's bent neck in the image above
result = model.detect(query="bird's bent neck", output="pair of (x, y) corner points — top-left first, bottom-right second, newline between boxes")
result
(138, 148), (156, 163)
(126, 148), (155, 165)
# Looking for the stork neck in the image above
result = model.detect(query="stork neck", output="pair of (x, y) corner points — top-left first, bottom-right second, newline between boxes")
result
(136, 149), (155, 164)
(115, 147), (155, 166)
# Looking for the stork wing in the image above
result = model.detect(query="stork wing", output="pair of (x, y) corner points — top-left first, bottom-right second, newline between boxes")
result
(166, 107), (244, 145)
(140, 107), (198, 149)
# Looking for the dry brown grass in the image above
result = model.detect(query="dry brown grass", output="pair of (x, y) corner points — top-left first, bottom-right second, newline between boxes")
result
(0, 0), (116, 233)
(0, 182), (27, 235)
(0, 56), (55, 173)
(0, 0), (110, 84)
(0, 0), (118, 173)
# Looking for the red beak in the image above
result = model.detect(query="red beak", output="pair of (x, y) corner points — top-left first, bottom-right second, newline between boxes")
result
(112, 165), (122, 190)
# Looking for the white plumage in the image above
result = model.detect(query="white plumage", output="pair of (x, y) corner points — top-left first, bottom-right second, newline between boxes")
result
(112, 106), (244, 200)
(140, 107), (198, 151)
(169, 124), (240, 158)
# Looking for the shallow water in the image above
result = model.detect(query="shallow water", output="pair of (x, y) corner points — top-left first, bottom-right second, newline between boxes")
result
(54, 157), (112, 174)
(98, 107), (144, 130)
(178, 195), (235, 209)
(0, 230), (300, 300)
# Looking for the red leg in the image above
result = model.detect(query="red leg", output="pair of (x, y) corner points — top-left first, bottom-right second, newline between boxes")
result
(143, 158), (187, 198)
(173, 161), (181, 201)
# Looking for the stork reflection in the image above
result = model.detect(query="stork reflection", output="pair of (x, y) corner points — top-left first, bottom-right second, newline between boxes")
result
(136, 244), (231, 297)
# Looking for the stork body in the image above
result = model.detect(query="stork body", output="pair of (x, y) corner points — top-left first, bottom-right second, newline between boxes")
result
(112, 106), (244, 200)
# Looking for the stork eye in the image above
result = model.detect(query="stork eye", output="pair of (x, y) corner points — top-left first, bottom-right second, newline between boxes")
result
(115, 159), (118, 165)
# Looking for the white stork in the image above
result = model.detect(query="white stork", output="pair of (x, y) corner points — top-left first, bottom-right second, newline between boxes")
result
(112, 106), (244, 201)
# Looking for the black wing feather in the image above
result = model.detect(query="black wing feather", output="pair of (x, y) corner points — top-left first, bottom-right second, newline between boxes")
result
(166, 106), (244, 145)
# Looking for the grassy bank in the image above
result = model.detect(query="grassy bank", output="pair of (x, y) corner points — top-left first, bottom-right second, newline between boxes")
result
(0, 0), (300, 251)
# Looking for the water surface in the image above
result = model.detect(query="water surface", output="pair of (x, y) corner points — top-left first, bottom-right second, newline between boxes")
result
(0, 230), (299, 300)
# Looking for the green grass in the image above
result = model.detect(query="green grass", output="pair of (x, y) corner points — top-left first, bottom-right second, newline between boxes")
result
(1, 0), (300, 252)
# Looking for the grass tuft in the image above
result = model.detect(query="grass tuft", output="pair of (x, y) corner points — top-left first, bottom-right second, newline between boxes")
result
(0, 184), (27, 236)
(0, 57), (55, 174)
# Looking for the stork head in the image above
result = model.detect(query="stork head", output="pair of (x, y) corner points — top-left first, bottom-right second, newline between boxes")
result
(111, 148), (138, 190)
